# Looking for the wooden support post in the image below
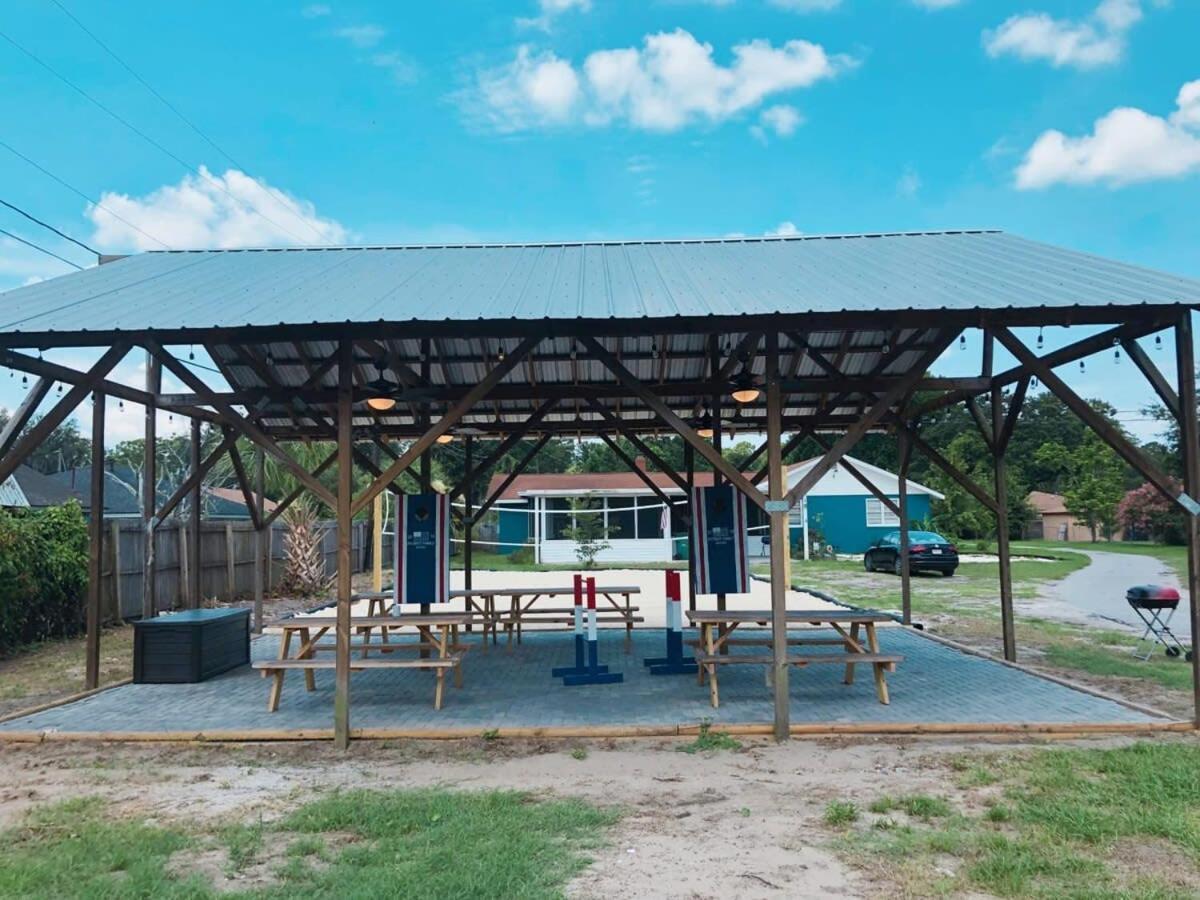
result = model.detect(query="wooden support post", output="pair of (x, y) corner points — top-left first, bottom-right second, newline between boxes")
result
(85, 392), (105, 690)
(225, 522), (236, 598)
(372, 493), (383, 593)
(253, 447), (265, 634)
(464, 436), (474, 592)
(188, 419), (201, 609)
(1174, 313), (1200, 727)
(710, 337), (727, 628)
(178, 524), (188, 610)
(685, 442), (696, 612)
(992, 380), (1016, 662)
(897, 431), (913, 626)
(109, 520), (122, 621)
(142, 353), (160, 619)
(334, 339), (354, 750)
(766, 333), (790, 741)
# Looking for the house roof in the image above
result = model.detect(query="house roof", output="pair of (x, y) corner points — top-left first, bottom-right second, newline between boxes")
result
(10, 466), (76, 507)
(1027, 490), (1069, 515)
(487, 470), (717, 503)
(486, 453), (943, 503)
(48, 466), (275, 518)
(786, 454), (945, 500)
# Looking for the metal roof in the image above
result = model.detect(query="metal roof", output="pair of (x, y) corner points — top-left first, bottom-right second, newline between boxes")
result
(2, 230), (1198, 340)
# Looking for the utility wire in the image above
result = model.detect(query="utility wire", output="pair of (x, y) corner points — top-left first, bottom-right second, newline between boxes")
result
(0, 226), (83, 270)
(48, 0), (330, 244)
(0, 138), (173, 249)
(0, 28), (314, 246)
(0, 196), (99, 257)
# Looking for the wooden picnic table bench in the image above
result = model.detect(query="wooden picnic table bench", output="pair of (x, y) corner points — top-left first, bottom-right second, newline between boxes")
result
(254, 613), (471, 710)
(685, 610), (902, 708)
(358, 585), (642, 651)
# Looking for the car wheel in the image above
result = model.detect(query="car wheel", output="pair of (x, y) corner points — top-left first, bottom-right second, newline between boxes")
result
(942, 569), (956, 578)
(864, 555), (873, 572)
(893, 557), (903, 576)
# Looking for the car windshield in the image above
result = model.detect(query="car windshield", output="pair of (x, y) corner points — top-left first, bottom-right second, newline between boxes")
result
(909, 531), (949, 544)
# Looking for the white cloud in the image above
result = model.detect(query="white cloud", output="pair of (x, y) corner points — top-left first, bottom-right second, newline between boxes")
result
(1016, 80), (1200, 189)
(334, 24), (385, 48)
(369, 51), (419, 85)
(766, 221), (802, 236)
(983, 0), (1148, 69)
(87, 167), (348, 251)
(301, 3), (331, 18)
(897, 166), (922, 196)
(518, 0), (591, 30)
(468, 29), (851, 133)
(767, 0), (842, 11)
(751, 104), (804, 142)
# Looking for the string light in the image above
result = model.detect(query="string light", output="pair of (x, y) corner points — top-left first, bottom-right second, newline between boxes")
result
(21, 374), (27, 387)
(881, 339), (891, 356)
(959, 333), (966, 350)
(1079, 360), (1086, 373)
(188, 345), (195, 361)
(1031, 375), (1039, 388)
(1036, 327), (1044, 350)
(1155, 335), (1163, 351)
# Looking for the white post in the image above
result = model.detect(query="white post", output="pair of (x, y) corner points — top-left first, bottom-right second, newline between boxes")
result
(803, 497), (811, 561)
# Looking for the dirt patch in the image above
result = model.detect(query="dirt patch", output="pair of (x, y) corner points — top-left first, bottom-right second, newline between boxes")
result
(166, 830), (358, 893)
(1109, 835), (1200, 894)
(0, 735), (1148, 898)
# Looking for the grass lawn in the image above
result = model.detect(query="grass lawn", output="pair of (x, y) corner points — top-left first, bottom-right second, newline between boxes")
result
(0, 625), (134, 717)
(0, 788), (617, 898)
(824, 741), (1200, 899)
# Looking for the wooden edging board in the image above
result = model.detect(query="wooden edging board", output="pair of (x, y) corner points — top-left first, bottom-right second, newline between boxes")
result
(0, 720), (1191, 744)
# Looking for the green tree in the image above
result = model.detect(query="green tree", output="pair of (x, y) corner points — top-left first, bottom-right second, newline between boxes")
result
(0, 410), (91, 474)
(1035, 433), (1126, 541)
(562, 497), (614, 568)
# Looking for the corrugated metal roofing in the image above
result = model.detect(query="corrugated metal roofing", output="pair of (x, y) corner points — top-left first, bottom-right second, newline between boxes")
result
(2, 230), (1198, 337)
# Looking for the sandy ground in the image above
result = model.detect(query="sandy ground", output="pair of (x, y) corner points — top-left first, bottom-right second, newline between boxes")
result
(296, 568), (845, 629)
(0, 735), (1127, 898)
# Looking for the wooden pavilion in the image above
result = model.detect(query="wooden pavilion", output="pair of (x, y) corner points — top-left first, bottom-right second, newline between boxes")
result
(1, 229), (1199, 748)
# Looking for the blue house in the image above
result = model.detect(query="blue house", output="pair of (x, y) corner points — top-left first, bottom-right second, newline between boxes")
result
(782, 455), (943, 556)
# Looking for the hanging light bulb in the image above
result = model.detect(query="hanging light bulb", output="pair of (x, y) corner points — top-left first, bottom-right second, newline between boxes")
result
(1155, 335), (1163, 350)
(651, 339), (658, 354)
(881, 340), (891, 356)
(1031, 375), (1039, 388)
(435, 433), (454, 445)
(189, 345), (195, 361)
(1079, 360), (1086, 373)
(265, 353), (275, 367)
(695, 411), (714, 439)
(1037, 327), (1044, 349)
(364, 361), (396, 412)
(56, 382), (63, 396)
(21, 374), (27, 387)
(729, 370), (761, 404)
(959, 333), (966, 350)
(118, 399), (125, 411)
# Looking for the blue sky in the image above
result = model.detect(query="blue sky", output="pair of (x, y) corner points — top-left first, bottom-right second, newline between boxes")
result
(0, 0), (1197, 444)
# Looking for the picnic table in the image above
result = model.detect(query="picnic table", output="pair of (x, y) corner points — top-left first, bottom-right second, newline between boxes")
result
(685, 610), (902, 708)
(359, 585), (644, 651)
(253, 613), (471, 710)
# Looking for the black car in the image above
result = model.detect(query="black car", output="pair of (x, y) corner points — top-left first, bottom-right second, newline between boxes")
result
(864, 530), (959, 577)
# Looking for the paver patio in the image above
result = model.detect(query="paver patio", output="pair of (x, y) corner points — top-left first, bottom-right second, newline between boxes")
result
(0, 625), (1160, 734)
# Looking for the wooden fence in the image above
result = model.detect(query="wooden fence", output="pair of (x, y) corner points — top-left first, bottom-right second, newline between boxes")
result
(98, 519), (373, 620)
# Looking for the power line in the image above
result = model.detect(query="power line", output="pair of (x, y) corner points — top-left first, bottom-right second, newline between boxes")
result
(48, 0), (331, 244)
(0, 226), (84, 270)
(0, 28), (314, 246)
(0, 197), (99, 257)
(0, 138), (173, 249)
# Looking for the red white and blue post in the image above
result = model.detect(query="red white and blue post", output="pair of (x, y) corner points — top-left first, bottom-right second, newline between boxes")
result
(551, 574), (609, 678)
(644, 569), (698, 675)
(560, 576), (623, 686)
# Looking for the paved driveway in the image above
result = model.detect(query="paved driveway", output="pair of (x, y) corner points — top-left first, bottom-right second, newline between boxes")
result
(1040, 550), (1191, 638)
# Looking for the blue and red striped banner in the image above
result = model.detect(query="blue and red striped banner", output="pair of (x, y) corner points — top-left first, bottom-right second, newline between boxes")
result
(690, 484), (749, 595)
(393, 492), (450, 606)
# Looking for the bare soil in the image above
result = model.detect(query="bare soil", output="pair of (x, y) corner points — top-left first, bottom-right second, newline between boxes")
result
(0, 734), (1150, 899)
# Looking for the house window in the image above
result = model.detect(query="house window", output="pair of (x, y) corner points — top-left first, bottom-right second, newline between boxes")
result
(865, 498), (900, 528)
(606, 497), (636, 541)
(546, 497), (573, 539)
(636, 495), (664, 540)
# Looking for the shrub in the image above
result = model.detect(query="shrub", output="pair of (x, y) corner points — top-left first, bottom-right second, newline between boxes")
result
(0, 502), (89, 653)
(508, 546), (534, 565)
